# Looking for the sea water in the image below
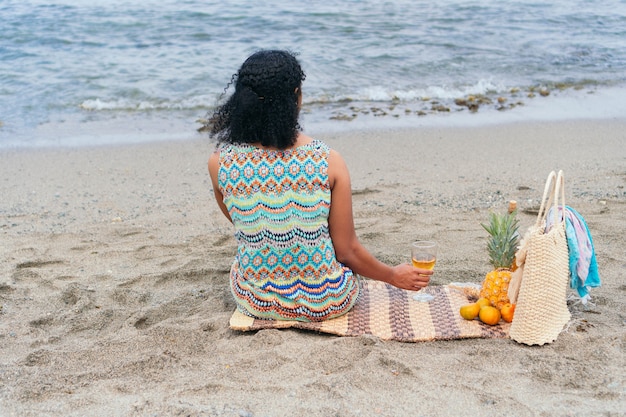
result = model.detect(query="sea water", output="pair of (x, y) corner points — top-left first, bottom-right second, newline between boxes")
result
(1, 0), (626, 147)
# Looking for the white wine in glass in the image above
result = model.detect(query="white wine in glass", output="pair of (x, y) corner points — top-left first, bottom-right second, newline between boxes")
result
(411, 240), (437, 302)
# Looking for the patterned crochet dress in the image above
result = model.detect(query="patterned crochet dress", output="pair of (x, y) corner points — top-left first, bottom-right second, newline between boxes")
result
(217, 139), (359, 321)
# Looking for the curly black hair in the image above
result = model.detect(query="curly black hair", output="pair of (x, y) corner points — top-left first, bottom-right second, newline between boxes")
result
(207, 50), (306, 149)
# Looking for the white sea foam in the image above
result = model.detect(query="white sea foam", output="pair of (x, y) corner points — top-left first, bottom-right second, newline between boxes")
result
(304, 79), (511, 105)
(79, 96), (216, 112)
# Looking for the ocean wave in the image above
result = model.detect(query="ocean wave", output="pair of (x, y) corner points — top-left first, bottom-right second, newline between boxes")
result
(302, 79), (592, 106)
(77, 78), (610, 116)
(79, 96), (215, 112)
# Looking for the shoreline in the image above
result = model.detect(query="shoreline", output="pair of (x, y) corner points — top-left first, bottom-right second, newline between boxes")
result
(2, 84), (626, 149)
(1, 118), (625, 416)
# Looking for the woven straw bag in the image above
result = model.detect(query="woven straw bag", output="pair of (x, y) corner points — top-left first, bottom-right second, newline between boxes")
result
(509, 170), (571, 345)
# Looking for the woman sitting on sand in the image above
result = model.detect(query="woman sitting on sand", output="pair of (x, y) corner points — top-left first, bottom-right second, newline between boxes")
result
(207, 50), (432, 321)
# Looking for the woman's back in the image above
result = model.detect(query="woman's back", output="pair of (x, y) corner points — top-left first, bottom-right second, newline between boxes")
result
(216, 139), (359, 321)
(208, 49), (432, 322)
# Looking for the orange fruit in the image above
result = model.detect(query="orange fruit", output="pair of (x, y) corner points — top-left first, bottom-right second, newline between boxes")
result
(476, 298), (491, 309)
(500, 303), (516, 323)
(478, 306), (501, 325)
(459, 303), (480, 320)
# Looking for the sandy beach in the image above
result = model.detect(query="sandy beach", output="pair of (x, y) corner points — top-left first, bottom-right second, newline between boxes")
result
(1, 119), (624, 416)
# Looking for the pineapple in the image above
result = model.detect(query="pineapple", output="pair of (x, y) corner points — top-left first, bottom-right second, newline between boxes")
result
(480, 210), (520, 309)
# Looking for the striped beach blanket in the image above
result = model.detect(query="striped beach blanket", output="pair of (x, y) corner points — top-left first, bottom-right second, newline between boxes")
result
(229, 280), (510, 342)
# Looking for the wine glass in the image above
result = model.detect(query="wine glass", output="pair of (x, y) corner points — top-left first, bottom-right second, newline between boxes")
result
(411, 240), (437, 302)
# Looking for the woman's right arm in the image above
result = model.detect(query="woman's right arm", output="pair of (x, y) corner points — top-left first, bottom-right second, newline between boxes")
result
(327, 149), (432, 291)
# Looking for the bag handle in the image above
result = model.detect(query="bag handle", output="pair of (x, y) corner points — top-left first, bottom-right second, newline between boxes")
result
(535, 170), (566, 229)
(535, 171), (556, 228)
(555, 170), (565, 220)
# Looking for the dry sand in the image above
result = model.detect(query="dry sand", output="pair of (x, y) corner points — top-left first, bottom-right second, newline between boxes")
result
(1, 119), (625, 416)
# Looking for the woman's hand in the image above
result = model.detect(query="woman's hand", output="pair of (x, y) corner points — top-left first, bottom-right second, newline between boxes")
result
(388, 263), (433, 291)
